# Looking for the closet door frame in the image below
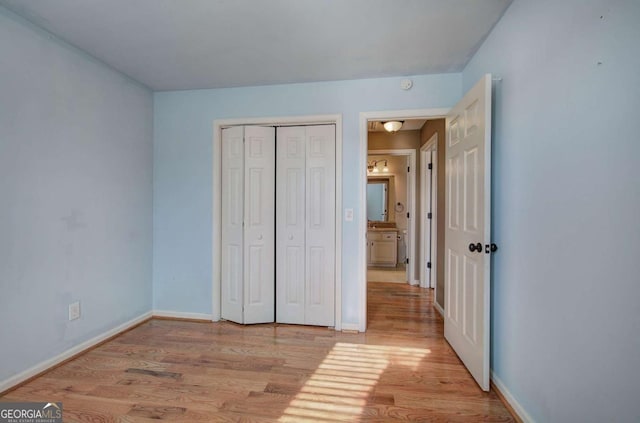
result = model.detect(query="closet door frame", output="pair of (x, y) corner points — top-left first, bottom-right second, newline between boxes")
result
(212, 115), (343, 330)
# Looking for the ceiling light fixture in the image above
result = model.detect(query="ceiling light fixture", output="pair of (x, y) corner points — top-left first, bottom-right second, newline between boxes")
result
(367, 160), (389, 174)
(383, 121), (403, 133)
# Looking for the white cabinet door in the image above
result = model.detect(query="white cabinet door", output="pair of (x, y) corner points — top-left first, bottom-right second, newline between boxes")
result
(221, 126), (275, 325)
(444, 74), (492, 391)
(276, 125), (336, 327)
(369, 232), (397, 266)
(276, 126), (306, 324)
(370, 240), (395, 263)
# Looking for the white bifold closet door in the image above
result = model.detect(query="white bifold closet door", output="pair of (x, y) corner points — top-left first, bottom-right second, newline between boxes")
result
(221, 125), (276, 324)
(276, 125), (335, 326)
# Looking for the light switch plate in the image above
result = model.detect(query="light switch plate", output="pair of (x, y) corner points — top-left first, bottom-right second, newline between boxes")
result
(344, 208), (354, 221)
(69, 301), (80, 321)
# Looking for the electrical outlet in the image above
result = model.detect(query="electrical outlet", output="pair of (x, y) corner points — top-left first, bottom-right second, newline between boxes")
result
(68, 301), (80, 321)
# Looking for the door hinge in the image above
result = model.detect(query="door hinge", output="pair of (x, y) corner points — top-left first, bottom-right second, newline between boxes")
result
(427, 262), (432, 269)
(427, 212), (432, 219)
(406, 258), (409, 264)
(428, 163), (433, 170)
(406, 212), (410, 219)
(485, 243), (498, 254)
(407, 166), (410, 173)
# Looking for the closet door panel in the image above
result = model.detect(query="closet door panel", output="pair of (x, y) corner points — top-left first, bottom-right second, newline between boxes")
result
(276, 127), (306, 324)
(243, 126), (276, 324)
(305, 125), (336, 326)
(221, 126), (245, 324)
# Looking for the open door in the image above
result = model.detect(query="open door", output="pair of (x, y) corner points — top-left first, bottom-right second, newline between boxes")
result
(444, 74), (492, 390)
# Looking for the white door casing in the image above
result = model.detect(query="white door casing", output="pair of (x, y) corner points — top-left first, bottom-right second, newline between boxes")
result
(213, 115), (342, 330)
(405, 157), (413, 285)
(221, 126), (276, 324)
(366, 149), (417, 285)
(359, 109), (450, 332)
(430, 146), (438, 293)
(276, 125), (336, 326)
(420, 143), (434, 289)
(444, 74), (492, 391)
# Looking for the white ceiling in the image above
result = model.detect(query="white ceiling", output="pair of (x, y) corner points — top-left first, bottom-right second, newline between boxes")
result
(1, 0), (512, 91)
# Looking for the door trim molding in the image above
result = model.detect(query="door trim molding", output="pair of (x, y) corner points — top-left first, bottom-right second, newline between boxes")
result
(367, 148), (417, 286)
(420, 134), (438, 291)
(359, 109), (448, 332)
(212, 115), (343, 330)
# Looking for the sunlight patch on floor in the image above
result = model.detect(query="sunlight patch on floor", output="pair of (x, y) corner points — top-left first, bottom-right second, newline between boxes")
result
(278, 342), (430, 421)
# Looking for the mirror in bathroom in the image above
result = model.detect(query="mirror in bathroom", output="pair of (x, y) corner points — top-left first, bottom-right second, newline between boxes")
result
(367, 178), (389, 221)
(367, 175), (395, 222)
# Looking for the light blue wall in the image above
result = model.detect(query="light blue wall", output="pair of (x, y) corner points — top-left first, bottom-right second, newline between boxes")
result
(0, 7), (153, 382)
(153, 74), (461, 323)
(463, 0), (640, 421)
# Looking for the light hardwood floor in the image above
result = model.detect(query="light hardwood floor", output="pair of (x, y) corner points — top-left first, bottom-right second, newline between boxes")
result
(2, 283), (513, 421)
(367, 266), (407, 283)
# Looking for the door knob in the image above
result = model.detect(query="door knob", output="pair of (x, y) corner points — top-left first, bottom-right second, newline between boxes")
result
(468, 242), (482, 253)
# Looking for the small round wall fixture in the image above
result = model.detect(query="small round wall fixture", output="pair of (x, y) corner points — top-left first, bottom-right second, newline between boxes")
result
(400, 78), (413, 90)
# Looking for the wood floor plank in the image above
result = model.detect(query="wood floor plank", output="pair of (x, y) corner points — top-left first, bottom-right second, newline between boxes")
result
(1, 282), (514, 421)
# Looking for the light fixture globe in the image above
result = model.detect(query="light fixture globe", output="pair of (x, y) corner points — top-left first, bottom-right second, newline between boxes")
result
(383, 121), (403, 133)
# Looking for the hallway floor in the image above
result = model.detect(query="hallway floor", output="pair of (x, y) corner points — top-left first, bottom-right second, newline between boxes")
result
(367, 264), (407, 283)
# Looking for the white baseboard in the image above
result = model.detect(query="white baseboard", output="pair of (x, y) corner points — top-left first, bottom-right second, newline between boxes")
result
(340, 323), (362, 332)
(0, 311), (152, 394)
(434, 301), (444, 317)
(491, 370), (534, 423)
(152, 310), (213, 321)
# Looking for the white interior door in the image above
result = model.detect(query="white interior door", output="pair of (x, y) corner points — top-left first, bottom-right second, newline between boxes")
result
(243, 126), (276, 324)
(276, 125), (335, 326)
(305, 125), (335, 326)
(221, 126), (246, 323)
(444, 74), (492, 391)
(276, 126), (306, 324)
(221, 126), (275, 324)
